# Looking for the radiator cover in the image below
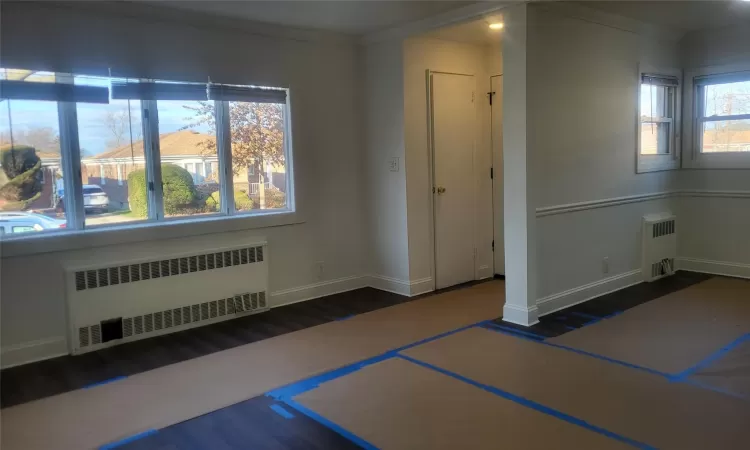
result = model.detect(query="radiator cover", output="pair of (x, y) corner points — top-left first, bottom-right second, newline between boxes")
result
(66, 243), (269, 354)
(642, 213), (677, 282)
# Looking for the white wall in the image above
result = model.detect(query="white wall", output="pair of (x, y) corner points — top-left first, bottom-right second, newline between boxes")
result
(402, 36), (495, 292)
(676, 23), (750, 273)
(0, 2), (367, 366)
(526, 5), (681, 311)
(362, 39), (412, 291)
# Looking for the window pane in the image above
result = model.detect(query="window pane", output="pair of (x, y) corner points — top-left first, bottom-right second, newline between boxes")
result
(227, 101), (287, 212)
(156, 100), (219, 217)
(76, 75), (147, 226)
(701, 119), (750, 153)
(640, 84), (668, 119)
(703, 80), (750, 117)
(0, 74), (69, 234)
(641, 122), (671, 155)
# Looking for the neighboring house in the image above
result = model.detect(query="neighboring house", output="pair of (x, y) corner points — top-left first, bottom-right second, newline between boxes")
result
(29, 130), (285, 211)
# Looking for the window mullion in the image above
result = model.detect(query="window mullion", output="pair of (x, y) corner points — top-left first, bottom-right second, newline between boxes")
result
(57, 101), (84, 230)
(216, 100), (234, 215)
(142, 100), (164, 220)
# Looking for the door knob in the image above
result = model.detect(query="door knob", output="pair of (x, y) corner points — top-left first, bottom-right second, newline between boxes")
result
(436, 187), (446, 195)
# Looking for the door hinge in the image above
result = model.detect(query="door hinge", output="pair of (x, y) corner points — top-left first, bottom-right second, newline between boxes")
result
(148, 181), (155, 192)
(488, 91), (496, 105)
(143, 109), (149, 119)
(492, 240), (495, 252)
(490, 167), (494, 179)
(472, 91), (475, 102)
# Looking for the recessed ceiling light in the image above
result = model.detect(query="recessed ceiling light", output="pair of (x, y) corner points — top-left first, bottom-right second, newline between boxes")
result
(489, 23), (504, 30)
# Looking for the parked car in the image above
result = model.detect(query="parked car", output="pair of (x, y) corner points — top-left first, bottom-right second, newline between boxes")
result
(0, 212), (66, 235)
(56, 184), (110, 214)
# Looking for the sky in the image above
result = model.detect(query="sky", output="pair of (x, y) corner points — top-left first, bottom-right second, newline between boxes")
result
(1, 72), (211, 156)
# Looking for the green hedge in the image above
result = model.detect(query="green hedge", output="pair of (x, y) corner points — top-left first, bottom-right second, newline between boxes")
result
(206, 190), (255, 211)
(0, 145), (43, 210)
(128, 164), (197, 217)
(264, 189), (286, 209)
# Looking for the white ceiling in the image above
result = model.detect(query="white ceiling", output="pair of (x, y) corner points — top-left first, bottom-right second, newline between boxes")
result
(581, 1), (750, 34)
(142, 0), (475, 35)
(424, 17), (503, 45)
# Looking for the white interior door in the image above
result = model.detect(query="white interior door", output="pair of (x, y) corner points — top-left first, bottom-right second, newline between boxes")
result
(491, 75), (505, 275)
(431, 72), (476, 290)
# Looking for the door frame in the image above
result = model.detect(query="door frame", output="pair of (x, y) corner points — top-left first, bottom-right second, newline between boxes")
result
(490, 74), (504, 276)
(426, 70), (478, 290)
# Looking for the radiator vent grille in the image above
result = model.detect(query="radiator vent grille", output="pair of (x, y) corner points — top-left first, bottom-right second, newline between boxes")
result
(651, 258), (675, 279)
(652, 219), (675, 238)
(74, 246), (265, 291)
(77, 291), (268, 348)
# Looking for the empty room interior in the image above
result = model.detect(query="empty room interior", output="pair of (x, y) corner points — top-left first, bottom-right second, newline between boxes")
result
(2, 1), (750, 449)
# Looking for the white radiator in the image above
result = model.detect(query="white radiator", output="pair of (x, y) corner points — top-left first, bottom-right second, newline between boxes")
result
(65, 243), (269, 354)
(642, 213), (677, 282)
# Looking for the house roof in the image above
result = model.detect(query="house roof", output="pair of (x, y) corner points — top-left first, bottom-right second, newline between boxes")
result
(93, 130), (216, 159)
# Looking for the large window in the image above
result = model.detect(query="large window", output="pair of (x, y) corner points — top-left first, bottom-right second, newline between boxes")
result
(1, 70), (69, 234)
(0, 68), (292, 239)
(637, 73), (680, 173)
(695, 74), (750, 154)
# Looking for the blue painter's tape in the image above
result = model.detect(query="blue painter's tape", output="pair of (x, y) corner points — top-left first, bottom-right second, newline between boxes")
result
(569, 311), (602, 321)
(281, 398), (379, 450)
(99, 429), (158, 449)
(267, 320), (491, 401)
(84, 376), (127, 389)
(481, 323), (546, 340)
(336, 315), (355, 321)
(396, 354), (655, 450)
(563, 325), (577, 331)
(670, 333), (750, 382)
(270, 403), (295, 419)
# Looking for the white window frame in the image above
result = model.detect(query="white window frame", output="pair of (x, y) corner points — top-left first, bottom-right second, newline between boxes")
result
(117, 164), (123, 185)
(0, 70), (298, 256)
(99, 164), (107, 185)
(636, 66), (681, 173)
(683, 63), (750, 170)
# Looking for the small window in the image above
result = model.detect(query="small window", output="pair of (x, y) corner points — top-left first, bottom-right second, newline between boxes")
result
(637, 73), (680, 172)
(696, 74), (750, 154)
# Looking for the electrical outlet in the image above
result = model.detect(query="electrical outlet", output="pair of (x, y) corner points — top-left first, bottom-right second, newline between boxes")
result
(388, 157), (399, 172)
(602, 257), (609, 274)
(315, 261), (325, 280)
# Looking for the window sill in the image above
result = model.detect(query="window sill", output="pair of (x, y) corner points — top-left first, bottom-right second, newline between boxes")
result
(637, 156), (679, 173)
(0, 209), (304, 258)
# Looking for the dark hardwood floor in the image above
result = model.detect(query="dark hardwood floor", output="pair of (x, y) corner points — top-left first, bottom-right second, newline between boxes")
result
(0, 286), (413, 408)
(490, 270), (712, 339)
(116, 396), (361, 450)
(2, 272), (714, 450)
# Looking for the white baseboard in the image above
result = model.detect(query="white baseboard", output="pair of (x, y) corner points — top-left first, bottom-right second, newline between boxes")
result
(1, 336), (68, 369)
(270, 275), (369, 307)
(677, 258), (750, 280)
(536, 269), (643, 316)
(502, 303), (539, 326)
(477, 265), (493, 280)
(367, 275), (434, 297)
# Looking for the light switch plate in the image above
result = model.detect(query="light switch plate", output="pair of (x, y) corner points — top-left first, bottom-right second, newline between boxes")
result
(388, 157), (399, 172)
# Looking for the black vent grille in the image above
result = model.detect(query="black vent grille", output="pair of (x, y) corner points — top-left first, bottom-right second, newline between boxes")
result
(74, 246), (265, 291)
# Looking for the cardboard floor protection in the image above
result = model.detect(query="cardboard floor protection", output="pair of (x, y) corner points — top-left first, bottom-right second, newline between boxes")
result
(1, 281), (504, 450)
(294, 357), (633, 450)
(688, 337), (750, 398)
(549, 277), (750, 374)
(403, 327), (750, 450)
